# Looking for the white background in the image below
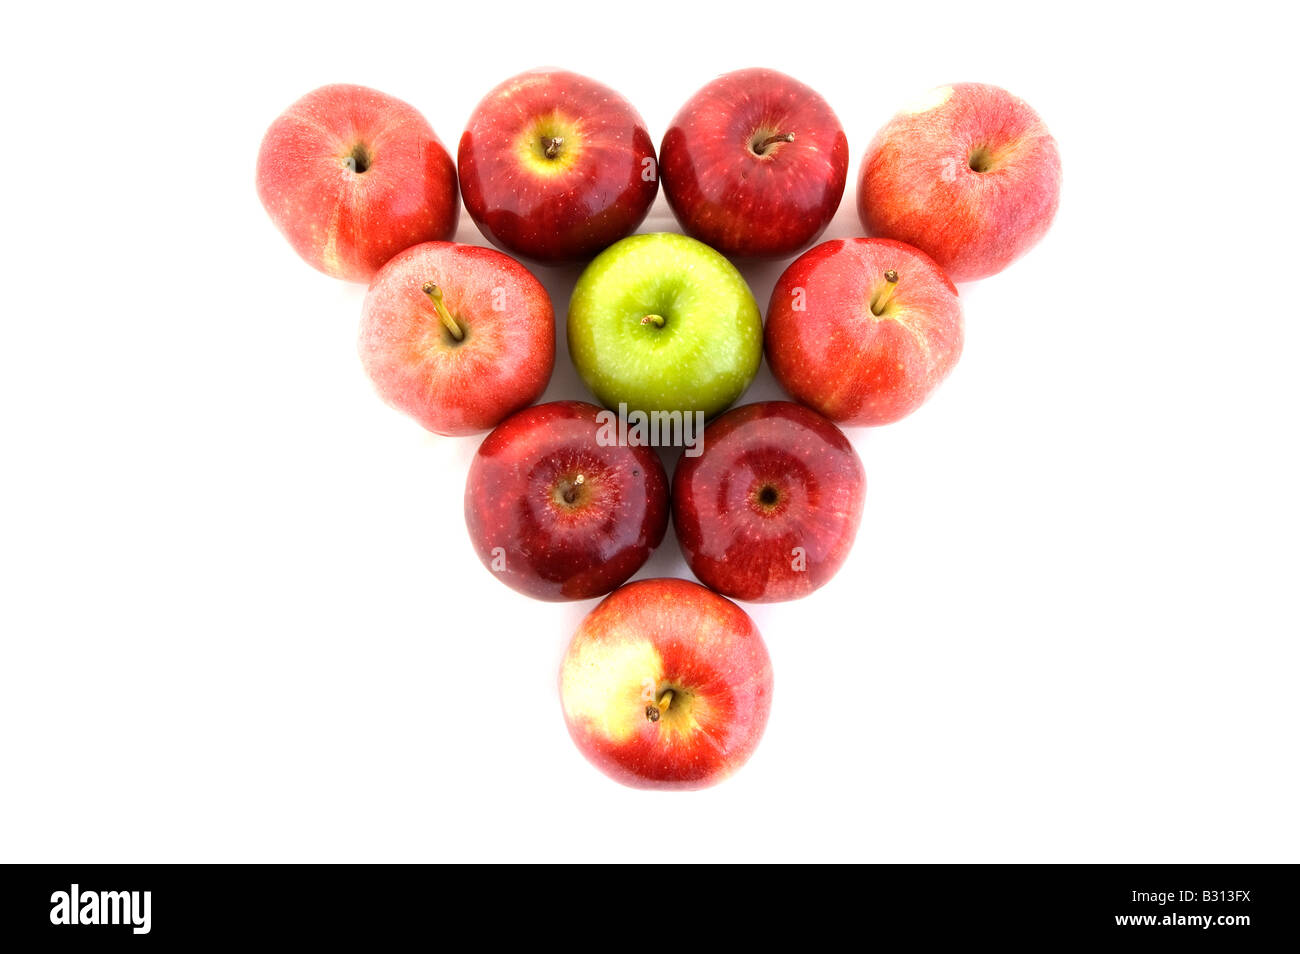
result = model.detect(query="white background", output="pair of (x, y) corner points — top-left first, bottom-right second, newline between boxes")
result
(2, 0), (1296, 863)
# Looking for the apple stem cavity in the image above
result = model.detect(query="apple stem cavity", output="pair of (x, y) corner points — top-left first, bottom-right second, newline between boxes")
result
(560, 473), (585, 505)
(640, 314), (666, 328)
(542, 136), (564, 160)
(421, 282), (464, 342)
(870, 270), (900, 316)
(645, 689), (674, 723)
(752, 132), (795, 156)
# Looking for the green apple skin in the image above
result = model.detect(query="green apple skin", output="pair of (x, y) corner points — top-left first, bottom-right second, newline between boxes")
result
(567, 233), (762, 418)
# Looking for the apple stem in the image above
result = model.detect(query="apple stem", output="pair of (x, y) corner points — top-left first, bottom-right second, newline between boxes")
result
(422, 282), (464, 341)
(870, 269), (900, 316)
(641, 314), (665, 328)
(753, 132), (795, 155)
(645, 689), (674, 723)
(543, 136), (564, 160)
(561, 473), (585, 505)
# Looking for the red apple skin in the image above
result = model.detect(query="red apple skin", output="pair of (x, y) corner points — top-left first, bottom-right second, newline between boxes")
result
(857, 82), (1061, 282)
(673, 401), (865, 602)
(464, 401), (668, 601)
(765, 238), (963, 426)
(359, 242), (554, 436)
(458, 70), (658, 264)
(660, 68), (849, 260)
(560, 578), (773, 790)
(256, 84), (459, 283)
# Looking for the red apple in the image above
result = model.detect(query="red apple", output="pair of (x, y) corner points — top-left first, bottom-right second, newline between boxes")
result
(464, 401), (668, 601)
(673, 401), (865, 602)
(765, 238), (963, 426)
(256, 84), (459, 283)
(660, 68), (848, 259)
(358, 242), (554, 435)
(457, 69), (658, 264)
(857, 83), (1061, 282)
(560, 578), (773, 789)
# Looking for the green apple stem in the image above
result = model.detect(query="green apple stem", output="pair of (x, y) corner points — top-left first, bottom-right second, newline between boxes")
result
(753, 132), (795, 155)
(645, 689), (674, 723)
(640, 314), (665, 328)
(870, 270), (900, 316)
(422, 282), (464, 341)
(543, 136), (564, 160)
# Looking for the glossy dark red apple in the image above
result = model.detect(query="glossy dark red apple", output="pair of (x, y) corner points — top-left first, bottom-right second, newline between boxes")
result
(358, 242), (554, 436)
(660, 68), (848, 259)
(673, 401), (865, 602)
(464, 401), (668, 601)
(560, 578), (773, 789)
(458, 70), (658, 264)
(256, 84), (458, 282)
(765, 238), (964, 426)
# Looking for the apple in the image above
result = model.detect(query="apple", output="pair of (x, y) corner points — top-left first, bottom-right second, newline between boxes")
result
(464, 401), (668, 601)
(765, 237), (963, 426)
(673, 401), (865, 602)
(857, 83), (1061, 282)
(457, 69), (658, 264)
(560, 578), (773, 789)
(358, 242), (554, 435)
(256, 84), (458, 283)
(660, 68), (848, 259)
(568, 233), (762, 418)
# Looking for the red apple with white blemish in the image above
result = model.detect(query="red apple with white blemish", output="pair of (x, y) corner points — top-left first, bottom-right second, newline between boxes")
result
(672, 401), (865, 602)
(458, 69), (658, 264)
(358, 242), (554, 436)
(560, 578), (773, 790)
(765, 237), (963, 426)
(659, 68), (849, 259)
(857, 82), (1061, 282)
(256, 84), (459, 283)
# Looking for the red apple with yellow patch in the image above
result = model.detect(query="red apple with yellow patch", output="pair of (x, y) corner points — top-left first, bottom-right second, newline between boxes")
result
(256, 84), (458, 282)
(560, 578), (773, 790)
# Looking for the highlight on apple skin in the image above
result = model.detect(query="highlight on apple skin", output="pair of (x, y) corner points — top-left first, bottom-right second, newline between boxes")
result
(256, 84), (459, 283)
(567, 232), (763, 419)
(464, 401), (669, 602)
(660, 67), (849, 260)
(560, 578), (773, 790)
(457, 69), (659, 264)
(358, 242), (554, 436)
(857, 82), (1061, 282)
(765, 237), (964, 427)
(673, 401), (866, 602)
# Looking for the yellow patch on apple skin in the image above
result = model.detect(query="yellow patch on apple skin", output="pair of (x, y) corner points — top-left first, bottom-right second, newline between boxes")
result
(561, 636), (662, 744)
(516, 113), (582, 176)
(899, 85), (954, 115)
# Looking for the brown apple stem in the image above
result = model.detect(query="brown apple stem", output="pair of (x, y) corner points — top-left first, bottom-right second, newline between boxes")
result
(645, 689), (674, 723)
(561, 473), (585, 505)
(422, 282), (464, 341)
(870, 269), (900, 316)
(641, 314), (665, 328)
(543, 136), (564, 159)
(754, 132), (795, 155)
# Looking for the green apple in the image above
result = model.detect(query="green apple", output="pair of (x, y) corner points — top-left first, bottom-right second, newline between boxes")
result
(567, 233), (762, 417)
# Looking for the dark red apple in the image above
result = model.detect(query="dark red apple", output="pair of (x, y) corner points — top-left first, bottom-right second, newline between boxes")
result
(457, 69), (658, 264)
(673, 401), (865, 602)
(560, 578), (773, 789)
(765, 238), (964, 426)
(857, 82), (1062, 282)
(358, 242), (554, 436)
(659, 68), (848, 259)
(256, 84), (458, 282)
(464, 401), (668, 601)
